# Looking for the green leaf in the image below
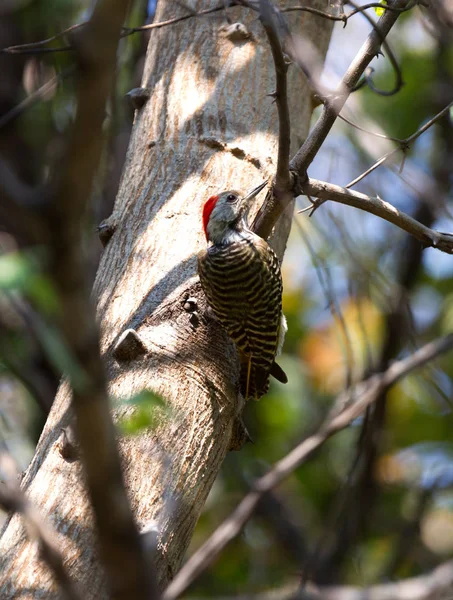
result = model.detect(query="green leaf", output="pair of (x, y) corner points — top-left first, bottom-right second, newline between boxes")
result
(0, 252), (35, 290)
(118, 390), (167, 436)
(374, 1), (387, 16)
(123, 389), (165, 407)
(0, 250), (60, 314)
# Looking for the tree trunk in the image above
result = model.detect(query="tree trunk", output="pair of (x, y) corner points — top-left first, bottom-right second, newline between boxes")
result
(0, 2), (332, 596)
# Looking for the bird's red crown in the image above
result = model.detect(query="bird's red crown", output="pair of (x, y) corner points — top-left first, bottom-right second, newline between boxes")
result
(202, 195), (219, 240)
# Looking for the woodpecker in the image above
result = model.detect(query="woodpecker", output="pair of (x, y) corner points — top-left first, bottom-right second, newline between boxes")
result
(198, 181), (287, 401)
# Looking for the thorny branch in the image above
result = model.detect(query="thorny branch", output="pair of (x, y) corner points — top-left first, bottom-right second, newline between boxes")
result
(347, 0), (404, 97)
(254, 0), (411, 239)
(304, 177), (453, 253)
(290, 0), (409, 174)
(0, 1), (416, 55)
(346, 100), (453, 188)
(254, 0), (294, 231)
(259, 0), (291, 190)
(163, 335), (453, 600)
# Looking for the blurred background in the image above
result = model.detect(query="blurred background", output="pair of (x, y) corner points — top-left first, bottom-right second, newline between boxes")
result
(1, 0), (453, 596)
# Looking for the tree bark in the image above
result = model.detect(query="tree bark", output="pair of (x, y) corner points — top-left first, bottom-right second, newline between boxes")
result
(0, 1), (332, 597)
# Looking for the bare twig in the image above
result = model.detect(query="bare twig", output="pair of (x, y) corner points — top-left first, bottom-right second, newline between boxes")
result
(347, 0), (403, 97)
(284, 0), (417, 21)
(290, 0), (408, 175)
(253, 0), (293, 235)
(122, 3), (227, 33)
(304, 177), (453, 253)
(0, 4), (230, 55)
(253, 0), (409, 238)
(259, 0), (291, 190)
(337, 112), (401, 142)
(295, 0), (408, 171)
(0, 22), (84, 53)
(346, 100), (453, 188)
(0, 68), (74, 130)
(0, 0), (415, 56)
(282, 5), (346, 22)
(0, 456), (80, 600)
(346, 148), (397, 187)
(185, 557), (453, 599)
(163, 335), (453, 600)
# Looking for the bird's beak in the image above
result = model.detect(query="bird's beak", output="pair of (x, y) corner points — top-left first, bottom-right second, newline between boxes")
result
(241, 180), (268, 204)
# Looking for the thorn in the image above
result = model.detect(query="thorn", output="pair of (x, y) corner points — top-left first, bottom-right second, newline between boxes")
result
(267, 91), (278, 104)
(219, 22), (251, 42)
(183, 297), (198, 313)
(291, 169), (307, 196)
(113, 329), (147, 361)
(189, 311), (200, 328)
(297, 204), (315, 215)
(125, 87), (151, 110)
(308, 199), (326, 217)
(59, 426), (79, 461)
(97, 219), (117, 247)
(376, 50), (385, 58)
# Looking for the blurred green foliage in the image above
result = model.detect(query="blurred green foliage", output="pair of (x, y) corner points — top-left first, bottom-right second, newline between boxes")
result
(1, 2), (453, 597)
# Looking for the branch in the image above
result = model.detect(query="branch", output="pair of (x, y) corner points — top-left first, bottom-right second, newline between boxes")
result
(163, 335), (453, 600)
(185, 557), (453, 599)
(283, 0), (417, 21)
(346, 100), (453, 188)
(347, 0), (403, 97)
(0, 22), (83, 54)
(259, 0), (291, 190)
(290, 0), (409, 175)
(0, 456), (80, 600)
(0, 4), (229, 55)
(253, 0), (409, 237)
(307, 559), (453, 600)
(304, 177), (453, 253)
(0, 1), (414, 56)
(252, 0), (293, 237)
(41, 0), (158, 597)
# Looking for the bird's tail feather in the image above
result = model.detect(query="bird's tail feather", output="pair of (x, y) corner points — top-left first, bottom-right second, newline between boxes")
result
(240, 360), (287, 401)
(270, 360), (288, 384)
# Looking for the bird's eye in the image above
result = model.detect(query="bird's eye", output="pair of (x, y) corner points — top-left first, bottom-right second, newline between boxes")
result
(226, 194), (237, 203)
